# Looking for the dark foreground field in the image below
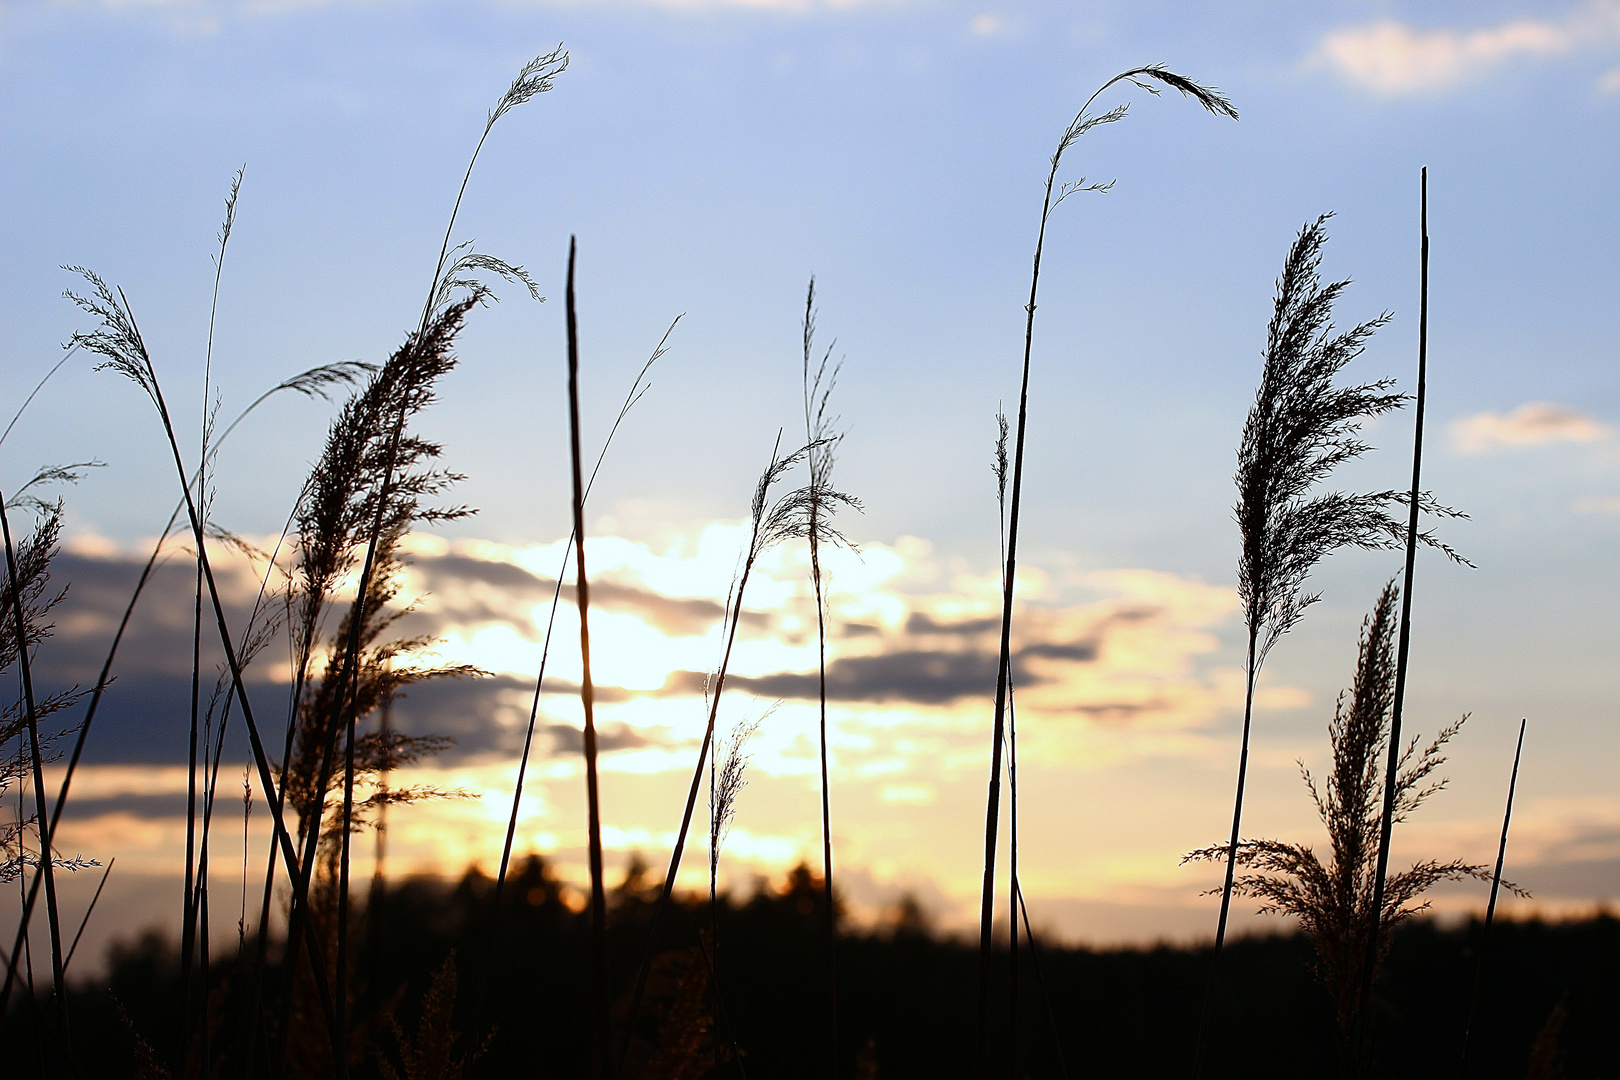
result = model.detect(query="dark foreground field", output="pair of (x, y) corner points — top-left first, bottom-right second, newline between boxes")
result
(3, 862), (1615, 1079)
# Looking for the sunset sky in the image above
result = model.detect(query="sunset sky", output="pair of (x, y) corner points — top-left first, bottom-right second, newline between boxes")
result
(2, 0), (1618, 972)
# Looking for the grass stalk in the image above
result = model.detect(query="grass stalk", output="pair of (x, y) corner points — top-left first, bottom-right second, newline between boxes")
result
(1008, 690), (1019, 1080)
(1015, 881), (1071, 1080)
(68, 275), (344, 1047)
(493, 316), (673, 907)
(0, 498), (69, 1043)
(618, 432), (819, 1077)
(1356, 168), (1431, 1066)
(565, 237), (612, 1078)
(1460, 716), (1527, 1072)
(979, 68), (1236, 1071)
(0, 354), (366, 1023)
(800, 276), (852, 1077)
(180, 555), (204, 1072)
(61, 857), (115, 977)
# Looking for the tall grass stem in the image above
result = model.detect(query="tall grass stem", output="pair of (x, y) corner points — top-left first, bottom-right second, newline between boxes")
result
(565, 237), (611, 1078)
(1357, 168), (1430, 1064)
(979, 67), (1236, 1070)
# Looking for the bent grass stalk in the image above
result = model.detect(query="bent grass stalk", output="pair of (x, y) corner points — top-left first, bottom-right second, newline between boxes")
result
(980, 65), (1237, 1071)
(0, 362), (366, 1018)
(66, 274), (346, 1051)
(326, 52), (565, 1065)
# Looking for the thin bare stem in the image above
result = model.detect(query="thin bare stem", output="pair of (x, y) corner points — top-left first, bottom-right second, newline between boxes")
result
(494, 316), (677, 907)
(1357, 168), (1430, 1069)
(1015, 881), (1071, 1080)
(61, 857), (115, 976)
(1461, 717), (1527, 1072)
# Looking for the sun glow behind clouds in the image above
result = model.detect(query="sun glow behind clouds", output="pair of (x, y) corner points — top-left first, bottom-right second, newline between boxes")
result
(39, 522), (1276, 938)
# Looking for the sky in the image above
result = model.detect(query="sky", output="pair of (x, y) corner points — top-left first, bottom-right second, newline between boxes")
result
(2, 0), (1618, 972)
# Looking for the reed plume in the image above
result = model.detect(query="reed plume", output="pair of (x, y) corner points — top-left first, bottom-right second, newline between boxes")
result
(799, 276), (860, 1075)
(1196, 212), (1465, 1074)
(621, 432), (847, 1075)
(1183, 581), (1520, 1060)
(707, 707), (764, 995)
(331, 48), (565, 1058)
(981, 64), (1237, 1070)
(272, 297), (485, 1073)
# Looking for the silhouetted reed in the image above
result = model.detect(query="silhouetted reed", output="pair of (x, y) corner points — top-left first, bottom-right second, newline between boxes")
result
(1356, 170), (1470, 1063)
(495, 316), (674, 912)
(620, 431), (848, 1075)
(981, 64), (1237, 1072)
(0, 499), (90, 1039)
(799, 276), (860, 1074)
(1184, 580), (1520, 1065)
(1196, 210), (1468, 1075)
(0, 359), (366, 1036)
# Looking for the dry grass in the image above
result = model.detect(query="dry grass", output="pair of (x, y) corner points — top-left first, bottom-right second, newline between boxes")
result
(1185, 580), (1521, 1056)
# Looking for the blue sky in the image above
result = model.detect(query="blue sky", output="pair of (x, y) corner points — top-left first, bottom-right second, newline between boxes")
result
(2, 0), (1618, 958)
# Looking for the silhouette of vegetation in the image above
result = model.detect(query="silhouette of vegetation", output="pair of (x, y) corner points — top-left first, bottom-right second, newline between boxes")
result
(0, 46), (1607, 1080)
(1185, 581), (1525, 1064)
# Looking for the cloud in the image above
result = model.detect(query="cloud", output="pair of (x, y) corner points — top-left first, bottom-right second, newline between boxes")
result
(968, 12), (1002, 36)
(1574, 494), (1620, 514)
(1449, 402), (1611, 453)
(1312, 2), (1620, 95)
(1603, 66), (1620, 91)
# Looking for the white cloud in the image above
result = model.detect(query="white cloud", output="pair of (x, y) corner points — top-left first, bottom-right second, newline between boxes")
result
(1574, 494), (1620, 514)
(1601, 65), (1620, 91)
(969, 12), (1002, 36)
(1449, 402), (1611, 453)
(1312, 1), (1620, 95)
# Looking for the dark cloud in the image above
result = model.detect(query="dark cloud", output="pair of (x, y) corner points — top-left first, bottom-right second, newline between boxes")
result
(44, 549), (271, 683)
(654, 637), (1099, 706)
(905, 612), (999, 636)
(405, 551), (735, 637)
(1021, 641), (1100, 662)
(60, 793), (192, 819)
(419, 553), (549, 593)
(25, 545), (1143, 773)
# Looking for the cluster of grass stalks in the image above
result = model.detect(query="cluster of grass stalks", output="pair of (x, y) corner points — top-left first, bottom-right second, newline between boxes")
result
(0, 46), (1564, 1080)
